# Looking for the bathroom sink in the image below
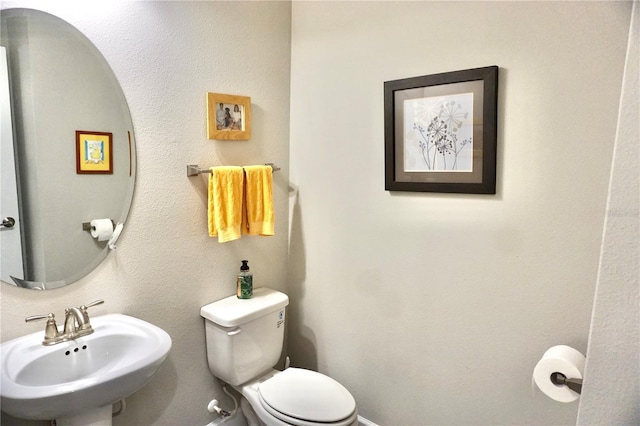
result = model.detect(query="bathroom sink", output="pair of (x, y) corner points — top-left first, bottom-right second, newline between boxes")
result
(0, 313), (172, 421)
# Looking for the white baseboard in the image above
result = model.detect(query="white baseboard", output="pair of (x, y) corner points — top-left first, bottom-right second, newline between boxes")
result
(358, 415), (380, 426)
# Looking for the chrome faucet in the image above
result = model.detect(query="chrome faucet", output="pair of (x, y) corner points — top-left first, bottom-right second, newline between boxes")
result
(64, 307), (88, 337)
(26, 300), (104, 345)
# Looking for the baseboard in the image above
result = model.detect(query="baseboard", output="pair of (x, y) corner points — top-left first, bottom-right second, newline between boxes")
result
(358, 415), (380, 426)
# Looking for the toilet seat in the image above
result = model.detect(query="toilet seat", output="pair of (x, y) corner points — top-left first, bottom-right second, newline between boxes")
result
(258, 368), (357, 426)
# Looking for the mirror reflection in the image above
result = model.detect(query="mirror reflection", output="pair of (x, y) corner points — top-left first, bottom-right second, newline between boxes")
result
(0, 8), (136, 290)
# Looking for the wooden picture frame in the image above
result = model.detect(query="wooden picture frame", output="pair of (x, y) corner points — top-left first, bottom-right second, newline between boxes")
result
(76, 130), (113, 174)
(207, 92), (252, 140)
(384, 66), (498, 194)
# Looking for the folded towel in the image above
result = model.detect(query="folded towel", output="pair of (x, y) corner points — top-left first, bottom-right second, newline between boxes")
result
(242, 165), (274, 236)
(208, 166), (244, 242)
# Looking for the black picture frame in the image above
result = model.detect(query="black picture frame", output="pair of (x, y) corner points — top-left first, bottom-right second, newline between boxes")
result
(384, 66), (498, 194)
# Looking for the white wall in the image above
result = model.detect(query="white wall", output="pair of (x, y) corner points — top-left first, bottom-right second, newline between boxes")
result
(0, 2), (291, 425)
(578, 2), (639, 424)
(288, 2), (632, 424)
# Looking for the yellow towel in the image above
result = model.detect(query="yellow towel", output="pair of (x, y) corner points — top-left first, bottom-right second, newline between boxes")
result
(208, 166), (244, 242)
(242, 165), (274, 236)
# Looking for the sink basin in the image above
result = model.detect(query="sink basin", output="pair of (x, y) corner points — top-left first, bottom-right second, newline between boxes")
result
(1, 313), (172, 421)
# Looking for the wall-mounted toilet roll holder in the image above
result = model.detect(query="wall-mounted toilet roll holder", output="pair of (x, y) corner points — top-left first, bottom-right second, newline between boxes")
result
(82, 219), (123, 250)
(82, 220), (116, 232)
(550, 372), (582, 394)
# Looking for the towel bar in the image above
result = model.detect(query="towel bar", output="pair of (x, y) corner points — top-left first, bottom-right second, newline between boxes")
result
(187, 163), (280, 177)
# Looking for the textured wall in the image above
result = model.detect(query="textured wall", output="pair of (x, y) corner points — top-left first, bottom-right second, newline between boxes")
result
(288, 2), (632, 424)
(578, 2), (639, 423)
(0, 1), (291, 425)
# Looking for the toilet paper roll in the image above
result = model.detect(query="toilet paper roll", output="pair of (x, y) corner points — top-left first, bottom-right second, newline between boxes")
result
(533, 345), (585, 403)
(90, 219), (114, 242)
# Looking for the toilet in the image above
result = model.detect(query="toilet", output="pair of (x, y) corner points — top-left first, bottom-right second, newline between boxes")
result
(200, 287), (358, 426)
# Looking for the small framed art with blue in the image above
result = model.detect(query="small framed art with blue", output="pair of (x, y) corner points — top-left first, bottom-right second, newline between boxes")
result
(76, 130), (113, 174)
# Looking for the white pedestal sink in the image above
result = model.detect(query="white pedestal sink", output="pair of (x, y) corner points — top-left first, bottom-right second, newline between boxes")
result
(1, 314), (172, 425)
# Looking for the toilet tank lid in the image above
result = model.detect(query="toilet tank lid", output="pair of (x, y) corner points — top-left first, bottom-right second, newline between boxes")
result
(200, 287), (289, 327)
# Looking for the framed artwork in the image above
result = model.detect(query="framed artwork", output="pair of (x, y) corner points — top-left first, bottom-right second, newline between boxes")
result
(207, 92), (252, 140)
(76, 130), (113, 174)
(384, 66), (498, 194)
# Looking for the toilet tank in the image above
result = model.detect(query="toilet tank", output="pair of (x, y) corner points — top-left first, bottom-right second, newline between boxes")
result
(200, 287), (289, 386)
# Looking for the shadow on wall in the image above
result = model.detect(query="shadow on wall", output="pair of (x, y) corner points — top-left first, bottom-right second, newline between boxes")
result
(115, 356), (178, 425)
(286, 186), (318, 371)
(1, 412), (47, 426)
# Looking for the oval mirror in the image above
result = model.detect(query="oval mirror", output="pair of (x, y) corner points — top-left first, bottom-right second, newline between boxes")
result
(0, 8), (136, 290)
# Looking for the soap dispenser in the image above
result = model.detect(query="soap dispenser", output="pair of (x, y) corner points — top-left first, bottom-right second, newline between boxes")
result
(236, 260), (253, 299)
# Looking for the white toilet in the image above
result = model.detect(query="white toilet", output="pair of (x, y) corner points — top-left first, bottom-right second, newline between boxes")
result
(200, 287), (358, 426)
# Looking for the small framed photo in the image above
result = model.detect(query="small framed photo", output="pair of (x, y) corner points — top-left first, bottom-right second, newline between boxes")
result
(207, 92), (252, 140)
(384, 66), (498, 194)
(76, 130), (113, 174)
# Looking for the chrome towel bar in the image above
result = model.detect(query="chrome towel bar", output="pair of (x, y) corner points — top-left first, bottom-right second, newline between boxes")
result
(187, 163), (280, 177)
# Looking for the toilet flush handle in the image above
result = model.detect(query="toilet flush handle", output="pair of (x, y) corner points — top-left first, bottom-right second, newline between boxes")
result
(227, 327), (242, 336)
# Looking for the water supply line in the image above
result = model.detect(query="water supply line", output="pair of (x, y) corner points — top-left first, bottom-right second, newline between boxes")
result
(222, 384), (239, 415)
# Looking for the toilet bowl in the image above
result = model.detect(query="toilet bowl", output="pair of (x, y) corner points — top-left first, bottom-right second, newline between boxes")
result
(201, 288), (358, 426)
(237, 368), (357, 426)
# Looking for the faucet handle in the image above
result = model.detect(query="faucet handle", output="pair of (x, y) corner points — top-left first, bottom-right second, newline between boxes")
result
(25, 313), (61, 345)
(25, 313), (52, 323)
(77, 300), (104, 333)
(81, 300), (104, 311)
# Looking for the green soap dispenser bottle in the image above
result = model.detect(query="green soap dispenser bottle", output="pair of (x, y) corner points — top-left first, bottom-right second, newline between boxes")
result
(236, 260), (253, 299)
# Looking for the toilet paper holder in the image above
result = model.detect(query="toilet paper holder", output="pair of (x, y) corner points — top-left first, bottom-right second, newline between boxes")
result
(550, 372), (582, 394)
(82, 220), (116, 232)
